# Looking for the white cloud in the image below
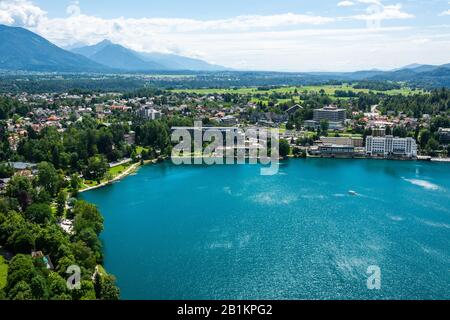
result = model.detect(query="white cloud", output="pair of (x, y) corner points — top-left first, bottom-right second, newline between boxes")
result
(66, 1), (81, 17)
(337, 1), (355, 7)
(356, 0), (382, 4)
(0, 0), (46, 27)
(439, 9), (450, 16)
(0, 0), (447, 72)
(349, 4), (414, 21)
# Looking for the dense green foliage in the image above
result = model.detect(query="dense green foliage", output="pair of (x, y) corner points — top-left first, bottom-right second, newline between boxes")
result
(379, 88), (449, 117)
(17, 117), (132, 172)
(0, 192), (120, 299)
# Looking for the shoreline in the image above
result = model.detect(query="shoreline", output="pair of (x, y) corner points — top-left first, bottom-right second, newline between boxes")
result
(80, 157), (165, 193)
(80, 155), (448, 193)
(79, 162), (141, 193)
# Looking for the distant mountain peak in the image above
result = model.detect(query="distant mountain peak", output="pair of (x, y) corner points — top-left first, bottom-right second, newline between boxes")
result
(98, 39), (113, 46)
(72, 40), (229, 72)
(0, 24), (108, 72)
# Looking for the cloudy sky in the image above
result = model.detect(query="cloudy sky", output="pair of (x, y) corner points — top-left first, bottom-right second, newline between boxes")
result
(1, 0), (450, 71)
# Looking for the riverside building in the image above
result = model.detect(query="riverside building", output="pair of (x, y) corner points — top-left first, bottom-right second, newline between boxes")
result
(365, 136), (418, 158)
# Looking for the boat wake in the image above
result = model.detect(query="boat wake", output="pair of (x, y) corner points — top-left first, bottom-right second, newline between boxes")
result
(402, 178), (440, 191)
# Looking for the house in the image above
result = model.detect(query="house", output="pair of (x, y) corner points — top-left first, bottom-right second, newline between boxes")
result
(0, 178), (11, 191)
(31, 251), (54, 270)
(304, 120), (319, 130)
(220, 115), (238, 125)
(438, 128), (450, 144)
(138, 106), (162, 120)
(124, 131), (136, 145)
(286, 104), (303, 115)
(9, 162), (37, 171)
(314, 144), (355, 157)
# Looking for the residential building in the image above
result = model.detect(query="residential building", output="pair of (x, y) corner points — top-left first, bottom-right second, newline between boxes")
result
(138, 106), (162, 120)
(313, 106), (346, 123)
(438, 128), (450, 144)
(220, 115), (238, 125)
(286, 104), (302, 115)
(320, 137), (363, 147)
(304, 120), (319, 130)
(124, 131), (136, 145)
(309, 144), (355, 157)
(372, 126), (386, 137)
(365, 136), (417, 158)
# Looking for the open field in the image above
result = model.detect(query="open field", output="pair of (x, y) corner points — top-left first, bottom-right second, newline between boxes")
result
(0, 256), (7, 290)
(81, 163), (132, 189)
(171, 84), (424, 96)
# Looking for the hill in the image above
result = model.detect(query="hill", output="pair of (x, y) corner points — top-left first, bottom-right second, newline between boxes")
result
(0, 24), (108, 72)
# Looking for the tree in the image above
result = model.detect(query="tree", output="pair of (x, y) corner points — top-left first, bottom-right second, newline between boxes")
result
(419, 129), (431, 148)
(84, 156), (108, 183)
(320, 120), (329, 135)
(72, 280), (96, 300)
(286, 121), (294, 130)
(47, 272), (70, 299)
(71, 241), (97, 271)
(0, 163), (14, 178)
(75, 228), (102, 254)
(25, 203), (53, 225)
(6, 255), (36, 293)
(426, 138), (440, 156)
(56, 190), (67, 217)
(6, 176), (33, 210)
(94, 274), (120, 300)
(73, 201), (104, 235)
(37, 162), (61, 197)
(278, 139), (290, 158)
(9, 228), (36, 253)
(70, 174), (81, 197)
(30, 274), (50, 299)
(8, 281), (33, 300)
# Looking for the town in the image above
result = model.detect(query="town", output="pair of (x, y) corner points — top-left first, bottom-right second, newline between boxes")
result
(1, 85), (449, 168)
(0, 82), (449, 301)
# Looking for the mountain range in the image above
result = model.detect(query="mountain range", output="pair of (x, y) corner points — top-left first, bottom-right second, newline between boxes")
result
(0, 24), (106, 72)
(71, 40), (228, 72)
(0, 24), (227, 72)
(0, 23), (449, 88)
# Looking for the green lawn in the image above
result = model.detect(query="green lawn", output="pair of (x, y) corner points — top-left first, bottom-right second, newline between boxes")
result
(108, 164), (130, 176)
(136, 146), (149, 154)
(0, 256), (7, 290)
(81, 163), (132, 189)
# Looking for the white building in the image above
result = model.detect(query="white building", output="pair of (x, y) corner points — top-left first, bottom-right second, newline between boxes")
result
(313, 106), (346, 123)
(138, 106), (162, 120)
(365, 136), (417, 158)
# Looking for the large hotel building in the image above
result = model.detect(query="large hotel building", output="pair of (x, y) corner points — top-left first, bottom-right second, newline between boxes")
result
(365, 136), (418, 158)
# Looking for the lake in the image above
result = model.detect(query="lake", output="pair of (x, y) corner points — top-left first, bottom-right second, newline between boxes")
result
(82, 159), (450, 300)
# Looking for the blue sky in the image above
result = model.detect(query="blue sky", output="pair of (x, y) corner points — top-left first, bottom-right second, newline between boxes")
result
(1, 0), (450, 71)
(31, 0), (450, 21)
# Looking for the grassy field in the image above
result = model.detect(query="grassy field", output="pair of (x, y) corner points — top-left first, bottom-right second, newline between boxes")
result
(81, 163), (132, 189)
(108, 163), (130, 176)
(136, 146), (149, 154)
(171, 84), (423, 96)
(0, 256), (7, 290)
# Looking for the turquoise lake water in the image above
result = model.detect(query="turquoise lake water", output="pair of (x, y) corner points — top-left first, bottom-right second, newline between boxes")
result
(82, 159), (450, 300)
